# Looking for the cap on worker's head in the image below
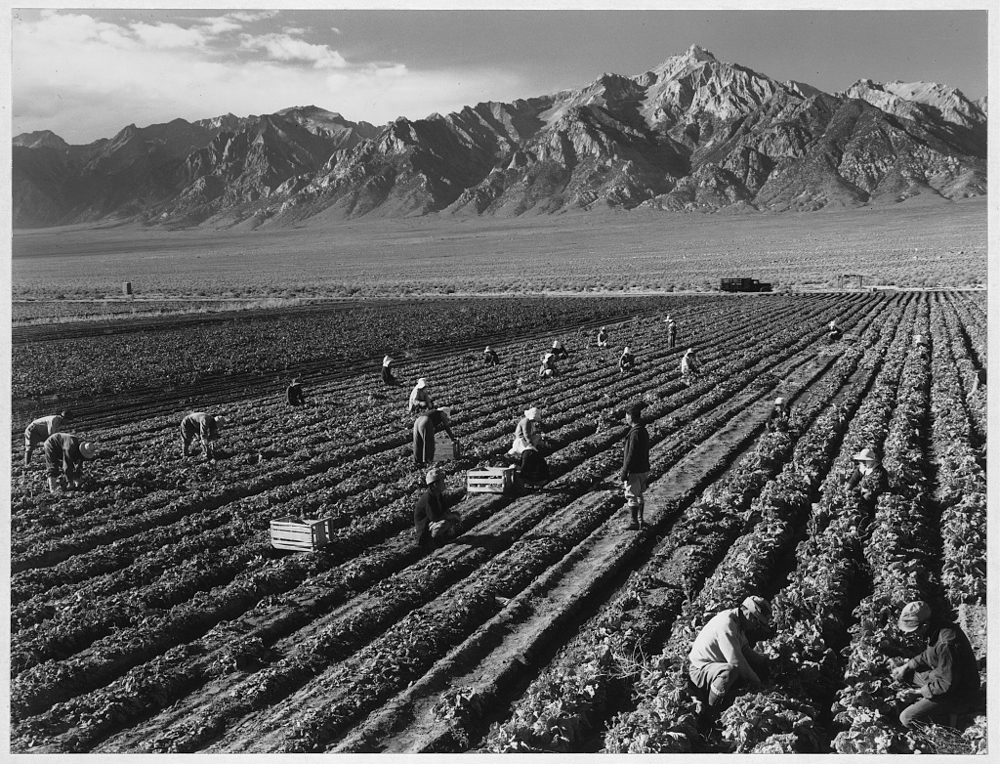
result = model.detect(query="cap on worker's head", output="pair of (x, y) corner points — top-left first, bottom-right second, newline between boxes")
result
(425, 468), (443, 485)
(624, 346), (631, 354)
(60, 409), (74, 420)
(741, 596), (771, 628)
(774, 397), (785, 405)
(79, 442), (98, 460)
(898, 601), (931, 632)
(416, 378), (427, 389)
(485, 345), (491, 352)
(853, 447), (879, 463)
(525, 407), (540, 421)
(553, 340), (561, 348)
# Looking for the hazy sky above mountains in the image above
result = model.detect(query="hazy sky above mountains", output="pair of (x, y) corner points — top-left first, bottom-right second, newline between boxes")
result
(11, 6), (989, 144)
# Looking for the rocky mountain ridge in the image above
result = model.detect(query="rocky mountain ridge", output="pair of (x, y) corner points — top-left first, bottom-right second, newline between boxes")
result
(13, 45), (987, 228)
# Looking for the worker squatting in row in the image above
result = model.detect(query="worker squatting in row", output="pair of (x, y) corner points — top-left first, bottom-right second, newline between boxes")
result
(689, 596), (980, 730)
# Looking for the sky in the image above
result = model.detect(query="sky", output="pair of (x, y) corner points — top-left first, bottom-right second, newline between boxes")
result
(10, 5), (992, 145)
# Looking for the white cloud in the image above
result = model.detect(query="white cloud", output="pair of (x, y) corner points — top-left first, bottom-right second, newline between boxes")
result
(12, 10), (527, 143)
(239, 33), (347, 69)
(130, 21), (211, 49)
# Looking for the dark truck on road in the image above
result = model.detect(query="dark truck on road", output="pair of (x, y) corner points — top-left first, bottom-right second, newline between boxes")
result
(721, 277), (772, 292)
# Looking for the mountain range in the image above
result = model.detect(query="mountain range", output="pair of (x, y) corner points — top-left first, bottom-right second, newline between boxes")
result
(12, 45), (987, 229)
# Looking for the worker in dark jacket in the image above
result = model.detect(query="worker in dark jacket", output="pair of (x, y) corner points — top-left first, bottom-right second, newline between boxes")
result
(891, 601), (981, 728)
(24, 410), (73, 465)
(180, 412), (224, 460)
(382, 355), (398, 386)
(484, 346), (500, 367)
(413, 407), (457, 466)
(596, 327), (609, 348)
(828, 319), (842, 343)
(766, 397), (790, 431)
(665, 316), (678, 349)
(414, 468), (460, 547)
(551, 340), (570, 360)
(286, 378), (306, 406)
(621, 403), (651, 529)
(619, 346), (636, 375)
(847, 447), (888, 504)
(43, 432), (98, 493)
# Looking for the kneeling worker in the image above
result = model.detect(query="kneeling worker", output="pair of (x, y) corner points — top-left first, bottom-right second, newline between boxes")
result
(688, 596), (773, 712)
(43, 432), (98, 493)
(891, 601), (980, 729)
(414, 468), (460, 547)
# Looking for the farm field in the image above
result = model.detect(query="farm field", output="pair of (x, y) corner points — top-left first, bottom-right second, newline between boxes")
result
(7, 290), (987, 754)
(11, 198), (987, 301)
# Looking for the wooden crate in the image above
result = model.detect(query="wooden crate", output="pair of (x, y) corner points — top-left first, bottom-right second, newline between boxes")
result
(432, 432), (461, 462)
(269, 516), (334, 552)
(466, 466), (516, 495)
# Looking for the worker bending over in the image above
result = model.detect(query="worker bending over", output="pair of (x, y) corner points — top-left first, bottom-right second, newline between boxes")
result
(43, 432), (98, 493)
(24, 410), (73, 465)
(181, 412), (224, 461)
(413, 407), (457, 466)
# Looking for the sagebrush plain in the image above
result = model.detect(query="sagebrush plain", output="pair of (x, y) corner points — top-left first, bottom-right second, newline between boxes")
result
(12, 198), (986, 304)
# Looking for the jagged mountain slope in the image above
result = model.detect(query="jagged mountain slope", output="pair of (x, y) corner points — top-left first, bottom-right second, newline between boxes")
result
(12, 45), (986, 228)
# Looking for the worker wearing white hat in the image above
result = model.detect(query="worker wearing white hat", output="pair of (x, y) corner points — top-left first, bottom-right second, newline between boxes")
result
(551, 340), (570, 360)
(483, 346), (500, 367)
(510, 408), (549, 487)
(688, 595), (773, 712)
(382, 354), (399, 386)
(619, 346), (636, 375)
(665, 315), (678, 348)
(539, 351), (558, 379)
(408, 378), (435, 414)
(766, 396), (790, 431)
(680, 347), (702, 385)
(180, 412), (224, 461)
(846, 446), (888, 512)
(596, 326), (609, 348)
(43, 432), (99, 493)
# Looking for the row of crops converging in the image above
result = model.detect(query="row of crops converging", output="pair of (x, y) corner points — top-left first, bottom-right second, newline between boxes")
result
(8, 291), (986, 753)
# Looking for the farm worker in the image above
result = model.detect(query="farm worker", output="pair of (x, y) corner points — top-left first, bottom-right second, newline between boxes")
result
(518, 443), (550, 487)
(539, 351), (558, 379)
(665, 316), (678, 349)
(596, 327), (609, 348)
(680, 347), (702, 384)
(408, 378), (434, 413)
(828, 319), (842, 342)
(413, 468), (460, 547)
(847, 447), (888, 506)
(412, 408), (457, 466)
(688, 596), (772, 712)
(24, 410), (73, 465)
(43, 432), (98, 493)
(621, 403), (650, 530)
(180, 412), (224, 460)
(484, 346), (500, 367)
(286, 378), (306, 406)
(913, 334), (930, 360)
(509, 407), (544, 456)
(891, 601), (980, 729)
(619, 346), (636, 375)
(382, 355), (399, 386)
(551, 340), (570, 360)
(766, 397), (790, 431)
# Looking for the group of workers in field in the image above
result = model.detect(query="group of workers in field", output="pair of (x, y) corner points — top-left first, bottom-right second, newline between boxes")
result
(689, 594), (980, 731)
(20, 311), (982, 731)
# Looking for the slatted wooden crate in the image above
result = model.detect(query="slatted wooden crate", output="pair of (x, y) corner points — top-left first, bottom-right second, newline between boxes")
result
(432, 432), (461, 462)
(269, 516), (334, 552)
(466, 466), (516, 495)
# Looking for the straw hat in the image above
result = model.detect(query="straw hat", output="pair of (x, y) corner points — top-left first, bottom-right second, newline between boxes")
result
(852, 447), (879, 463)
(79, 442), (98, 460)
